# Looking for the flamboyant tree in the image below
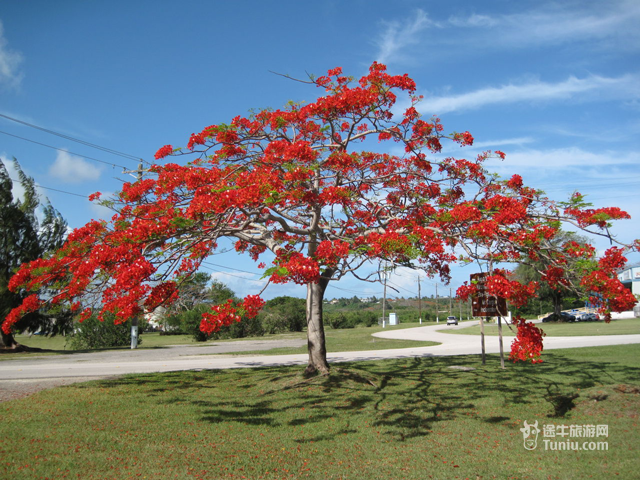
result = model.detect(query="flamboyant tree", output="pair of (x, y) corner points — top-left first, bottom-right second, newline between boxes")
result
(3, 63), (637, 370)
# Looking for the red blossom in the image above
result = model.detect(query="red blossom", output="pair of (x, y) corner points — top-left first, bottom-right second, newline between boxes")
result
(242, 295), (265, 319)
(510, 316), (546, 363)
(506, 174), (522, 190)
(200, 299), (240, 335)
(154, 144), (173, 160)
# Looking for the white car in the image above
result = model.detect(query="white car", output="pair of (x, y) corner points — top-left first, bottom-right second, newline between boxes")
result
(446, 316), (458, 325)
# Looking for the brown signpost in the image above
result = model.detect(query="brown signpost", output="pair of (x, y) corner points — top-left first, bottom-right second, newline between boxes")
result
(471, 272), (508, 367)
(470, 272), (508, 317)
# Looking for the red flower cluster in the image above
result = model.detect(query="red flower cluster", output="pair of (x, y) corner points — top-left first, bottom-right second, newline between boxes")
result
(154, 144), (173, 160)
(2, 295), (41, 334)
(510, 316), (546, 363)
(271, 251), (320, 285)
(200, 299), (240, 335)
(453, 131), (474, 146)
(242, 295), (265, 319)
(315, 240), (351, 268)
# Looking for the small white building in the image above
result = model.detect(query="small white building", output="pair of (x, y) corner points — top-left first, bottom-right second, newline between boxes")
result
(618, 262), (640, 297)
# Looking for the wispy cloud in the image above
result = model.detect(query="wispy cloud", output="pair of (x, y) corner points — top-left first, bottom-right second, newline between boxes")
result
(209, 271), (270, 299)
(501, 146), (639, 169)
(375, 9), (436, 65)
(0, 20), (24, 89)
(498, 1), (640, 48)
(418, 74), (640, 115)
(49, 150), (102, 184)
(447, 0), (640, 49)
(377, 1), (640, 66)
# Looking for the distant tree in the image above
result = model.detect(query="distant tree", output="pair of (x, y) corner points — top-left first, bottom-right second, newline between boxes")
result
(0, 159), (69, 349)
(208, 279), (237, 305)
(170, 271), (212, 312)
(259, 296), (306, 334)
(164, 277), (238, 340)
(511, 232), (592, 317)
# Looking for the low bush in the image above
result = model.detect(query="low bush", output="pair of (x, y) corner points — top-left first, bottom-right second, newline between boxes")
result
(70, 314), (142, 349)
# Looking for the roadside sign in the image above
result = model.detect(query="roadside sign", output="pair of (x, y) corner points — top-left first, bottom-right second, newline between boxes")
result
(470, 272), (507, 317)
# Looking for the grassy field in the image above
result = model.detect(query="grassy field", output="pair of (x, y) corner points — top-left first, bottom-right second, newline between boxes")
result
(1, 344), (638, 479)
(4, 322), (439, 360)
(443, 317), (640, 337)
(218, 323), (440, 355)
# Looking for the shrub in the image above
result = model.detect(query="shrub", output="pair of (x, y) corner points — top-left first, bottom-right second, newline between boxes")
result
(258, 296), (306, 334)
(70, 314), (141, 349)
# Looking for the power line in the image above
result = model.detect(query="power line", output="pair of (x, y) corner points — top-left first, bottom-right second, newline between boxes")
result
(200, 266), (267, 284)
(8, 176), (89, 198)
(201, 260), (263, 276)
(0, 112), (143, 163)
(386, 280), (417, 297)
(0, 129), (128, 169)
(327, 284), (371, 295)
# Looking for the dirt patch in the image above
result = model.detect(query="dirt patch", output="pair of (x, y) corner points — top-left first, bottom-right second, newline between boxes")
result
(0, 376), (112, 403)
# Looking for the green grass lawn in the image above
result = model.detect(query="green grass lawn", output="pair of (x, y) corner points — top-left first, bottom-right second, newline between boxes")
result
(215, 323), (440, 355)
(1, 344), (638, 479)
(4, 322), (439, 360)
(443, 317), (640, 337)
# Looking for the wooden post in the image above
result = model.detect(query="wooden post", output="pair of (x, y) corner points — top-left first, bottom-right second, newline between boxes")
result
(418, 276), (422, 324)
(480, 316), (486, 365)
(497, 314), (504, 369)
(130, 162), (143, 349)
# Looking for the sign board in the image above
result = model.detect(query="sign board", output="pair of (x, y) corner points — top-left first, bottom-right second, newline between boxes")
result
(470, 272), (508, 317)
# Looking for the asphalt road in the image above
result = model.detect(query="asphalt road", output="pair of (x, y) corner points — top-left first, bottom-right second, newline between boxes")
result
(1, 321), (638, 382)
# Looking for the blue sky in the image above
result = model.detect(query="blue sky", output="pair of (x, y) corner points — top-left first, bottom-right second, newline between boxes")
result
(0, 0), (638, 302)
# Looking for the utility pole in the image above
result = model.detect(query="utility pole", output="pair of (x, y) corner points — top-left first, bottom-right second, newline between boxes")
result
(449, 287), (453, 316)
(418, 276), (422, 324)
(435, 283), (439, 323)
(381, 262), (388, 328)
(128, 162), (144, 349)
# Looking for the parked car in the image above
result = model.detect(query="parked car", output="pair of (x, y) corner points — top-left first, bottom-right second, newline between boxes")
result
(577, 313), (598, 322)
(541, 312), (576, 323)
(446, 316), (458, 325)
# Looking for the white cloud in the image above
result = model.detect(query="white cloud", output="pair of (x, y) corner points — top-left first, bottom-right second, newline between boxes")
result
(0, 20), (24, 89)
(448, 14), (499, 28)
(497, 1), (640, 48)
(496, 146), (639, 169)
(453, 137), (535, 152)
(375, 9), (437, 65)
(447, 1), (640, 49)
(209, 271), (271, 299)
(418, 74), (640, 115)
(49, 150), (102, 184)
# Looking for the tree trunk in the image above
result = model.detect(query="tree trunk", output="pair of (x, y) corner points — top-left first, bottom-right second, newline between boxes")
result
(553, 291), (562, 317)
(304, 270), (332, 376)
(1, 329), (21, 350)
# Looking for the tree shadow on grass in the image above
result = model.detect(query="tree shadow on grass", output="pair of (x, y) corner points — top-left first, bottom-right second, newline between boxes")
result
(86, 348), (640, 444)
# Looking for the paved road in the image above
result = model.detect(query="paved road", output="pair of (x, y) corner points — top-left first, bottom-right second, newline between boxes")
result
(1, 321), (638, 383)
